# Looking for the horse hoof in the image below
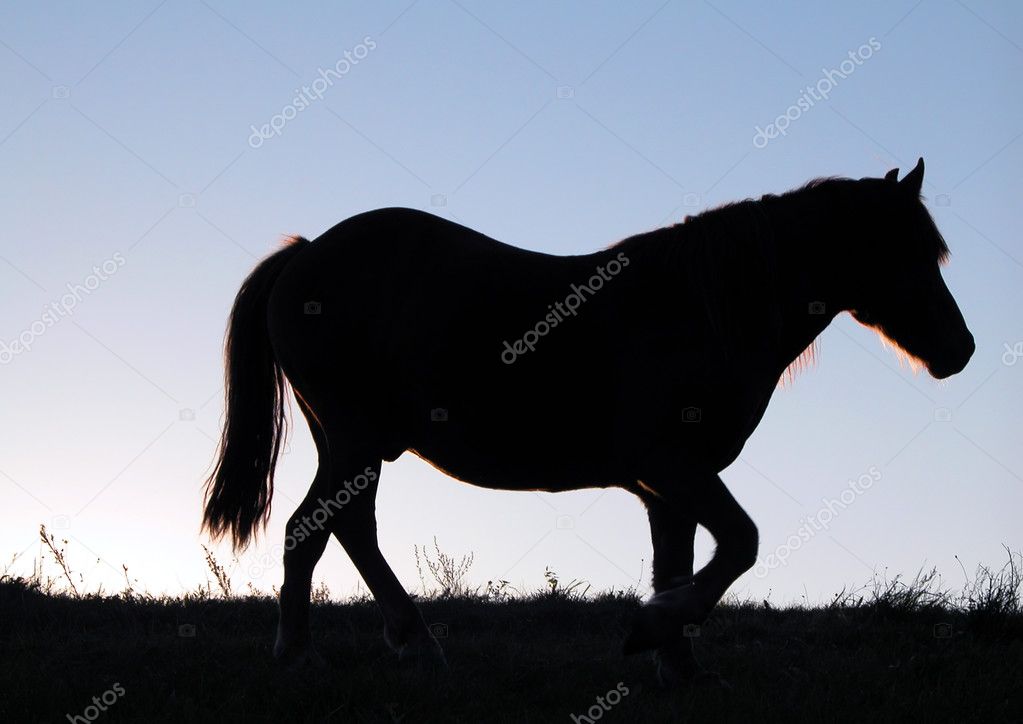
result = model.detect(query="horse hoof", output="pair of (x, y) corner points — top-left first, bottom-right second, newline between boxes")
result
(653, 649), (698, 688)
(653, 652), (730, 690)
(692, 669), (732, 690)
(623, 606), (665, 654)
(398, 634), (448, 671)
(624, 583), (707, 655)
(274, 643), (327, 670)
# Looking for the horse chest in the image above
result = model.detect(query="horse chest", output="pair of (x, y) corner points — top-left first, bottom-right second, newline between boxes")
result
(615, 365), (776, 473)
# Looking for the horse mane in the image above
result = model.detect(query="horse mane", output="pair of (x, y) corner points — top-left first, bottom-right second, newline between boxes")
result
(614, 174), (949, 384)
(612, 176), (882, 383)
(780, 338), (819, 387)
(768, 175), (950, 264)
(677, 198), (783, 359)
(614, 185), (816, 381)
(916, 199), (951, 264)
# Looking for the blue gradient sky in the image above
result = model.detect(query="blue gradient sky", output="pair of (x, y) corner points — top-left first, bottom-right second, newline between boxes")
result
(1, 1), (1020, 602)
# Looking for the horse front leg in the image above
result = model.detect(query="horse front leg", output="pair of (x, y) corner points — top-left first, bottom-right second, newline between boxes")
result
(640, 495), (701, 685)
(626, 470), (758, 674)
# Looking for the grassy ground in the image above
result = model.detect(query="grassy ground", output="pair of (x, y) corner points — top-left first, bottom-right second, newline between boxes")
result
(2, 538), (1021, 723)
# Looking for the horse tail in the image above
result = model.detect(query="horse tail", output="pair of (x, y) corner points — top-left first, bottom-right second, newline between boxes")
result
(202, 236), (309, 550)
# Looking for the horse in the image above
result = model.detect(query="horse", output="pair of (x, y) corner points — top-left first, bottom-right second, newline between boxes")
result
(202, 157), (973, 685)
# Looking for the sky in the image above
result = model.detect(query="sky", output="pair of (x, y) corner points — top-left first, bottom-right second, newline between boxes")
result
(1, 0), (1020, 605)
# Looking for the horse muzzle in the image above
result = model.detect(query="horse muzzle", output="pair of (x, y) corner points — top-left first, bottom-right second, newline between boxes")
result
(927, 332), (975, 379)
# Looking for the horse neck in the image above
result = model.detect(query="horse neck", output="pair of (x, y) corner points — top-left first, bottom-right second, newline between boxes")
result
(763, 194), (849, 375)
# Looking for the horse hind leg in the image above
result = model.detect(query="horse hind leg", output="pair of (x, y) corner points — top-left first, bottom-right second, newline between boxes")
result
(275, 399), (443, 669)
(328, 465), (446, 666)
(314, 415), (445, 668)
(273, 397), (333, 667)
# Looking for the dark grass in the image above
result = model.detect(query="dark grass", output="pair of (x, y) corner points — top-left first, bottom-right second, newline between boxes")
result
(2, 570), (1022, 724)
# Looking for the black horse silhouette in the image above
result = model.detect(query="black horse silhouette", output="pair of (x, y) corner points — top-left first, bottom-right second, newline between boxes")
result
(203, 158), (973, 684)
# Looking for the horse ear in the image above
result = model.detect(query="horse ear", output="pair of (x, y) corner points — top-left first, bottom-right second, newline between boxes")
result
(900, 157), (924, 196)
(884, 168), (899, 182)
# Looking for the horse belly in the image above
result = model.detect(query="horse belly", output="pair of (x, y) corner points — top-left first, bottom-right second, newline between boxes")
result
(406, 378), (623, 491)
